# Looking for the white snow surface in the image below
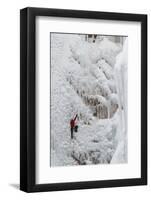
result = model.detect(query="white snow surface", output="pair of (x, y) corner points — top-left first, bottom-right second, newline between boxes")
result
(111, 38), (128, 163)
(50, 33), (127, 166)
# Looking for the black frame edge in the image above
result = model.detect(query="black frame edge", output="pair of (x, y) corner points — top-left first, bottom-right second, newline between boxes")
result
(20, 7), (37, 192)
(25, 7), (147, 21)
(20, 8), (28, 192)
(141, 14), (148, 185)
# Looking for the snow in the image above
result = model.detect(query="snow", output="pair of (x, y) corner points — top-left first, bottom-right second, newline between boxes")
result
(111, 38), (128, 163)
(50, 33), (127, 166)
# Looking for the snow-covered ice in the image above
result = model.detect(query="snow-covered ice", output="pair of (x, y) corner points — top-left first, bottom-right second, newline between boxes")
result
(50, 33), (127, 166)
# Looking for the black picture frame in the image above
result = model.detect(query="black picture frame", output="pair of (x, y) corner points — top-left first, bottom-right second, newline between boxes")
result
(20, 7), (147, 193)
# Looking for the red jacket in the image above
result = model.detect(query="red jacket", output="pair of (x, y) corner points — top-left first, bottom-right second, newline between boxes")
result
(70, 115), (77, 128)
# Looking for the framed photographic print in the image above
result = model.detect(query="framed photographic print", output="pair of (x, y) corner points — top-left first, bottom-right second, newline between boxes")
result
(20, 7), (147, 192)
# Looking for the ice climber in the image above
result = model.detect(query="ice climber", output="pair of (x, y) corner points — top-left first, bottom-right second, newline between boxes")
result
(70, 114), (78, 139)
